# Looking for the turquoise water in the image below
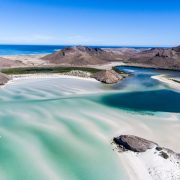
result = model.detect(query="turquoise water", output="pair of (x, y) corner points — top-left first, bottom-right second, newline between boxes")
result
(0, 67), (179, 179)
(0, 45), (66, 55)
(0, 78), (129, 180)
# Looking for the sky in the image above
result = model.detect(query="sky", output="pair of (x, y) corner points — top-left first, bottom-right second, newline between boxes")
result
(0, 0), (180, 46)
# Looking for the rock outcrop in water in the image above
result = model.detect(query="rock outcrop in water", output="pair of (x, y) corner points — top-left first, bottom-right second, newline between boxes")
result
(0, 72), (11, 85)
(91, 70), (123, 84)
(41, 46), (119, 66)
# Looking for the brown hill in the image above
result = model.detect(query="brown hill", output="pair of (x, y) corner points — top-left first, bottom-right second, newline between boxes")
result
(41, 46), (118, 66)
(172, 45), (180, 52)
(124, 45), (180, 70)
(91, 70), (123, 84)
(0, 72), (11, 85)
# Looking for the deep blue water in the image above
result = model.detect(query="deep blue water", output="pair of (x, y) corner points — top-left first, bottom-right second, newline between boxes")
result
(0, 45), (153, 56)
(0, 45), (68, 55)
(99, 67), (180, 113)
(101, 90), (180, 113)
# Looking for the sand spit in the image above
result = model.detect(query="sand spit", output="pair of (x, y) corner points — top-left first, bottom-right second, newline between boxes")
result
(7, 73), (96, 83)
(152, 75), (180, 90)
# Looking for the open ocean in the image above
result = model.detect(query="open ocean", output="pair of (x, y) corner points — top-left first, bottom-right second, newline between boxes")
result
(0, 45), (154, 56)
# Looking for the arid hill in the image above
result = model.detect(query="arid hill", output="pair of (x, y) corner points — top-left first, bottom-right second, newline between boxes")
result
(41, 46), (119, 66)
(123, 45), (180, 70)
(0, 72), (10, 85)
(104, 48), (139, 60)
(91, 70), (123, 84)
(0, 57), (24, 68)
(172, 45), (180, 52)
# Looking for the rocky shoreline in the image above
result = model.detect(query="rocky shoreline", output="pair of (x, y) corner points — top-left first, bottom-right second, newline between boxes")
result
(112, 135), (180, 180)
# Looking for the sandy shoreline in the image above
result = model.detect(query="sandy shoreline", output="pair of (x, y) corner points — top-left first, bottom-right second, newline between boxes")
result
(116, 148), (180, 180)
(151, 75), (180, 90)
(5, 73), (97, 86)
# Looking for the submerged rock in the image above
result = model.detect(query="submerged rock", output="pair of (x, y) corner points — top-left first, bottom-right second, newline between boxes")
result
(91, 70), (123, 84)
(0, 73), (11, 85)
(113, 135), (157, 152)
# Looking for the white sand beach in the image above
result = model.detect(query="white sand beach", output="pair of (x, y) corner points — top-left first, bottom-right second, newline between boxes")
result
(9, 73), (96, 82)
(116, 148), (180, 180)
(152, 75), (180, 90)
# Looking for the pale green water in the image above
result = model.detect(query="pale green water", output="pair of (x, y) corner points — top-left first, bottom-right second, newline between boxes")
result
(0, 73), (179, 180)
(0, 78), (129, 180)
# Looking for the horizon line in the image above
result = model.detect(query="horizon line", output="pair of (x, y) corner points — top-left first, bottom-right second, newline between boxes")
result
(0, 43), (177, 48)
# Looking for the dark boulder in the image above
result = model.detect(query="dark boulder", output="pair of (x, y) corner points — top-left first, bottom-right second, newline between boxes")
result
(113, 135), (158, 152)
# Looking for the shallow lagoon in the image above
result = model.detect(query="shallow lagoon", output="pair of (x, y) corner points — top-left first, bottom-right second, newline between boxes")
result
(0, 67), (179, 180)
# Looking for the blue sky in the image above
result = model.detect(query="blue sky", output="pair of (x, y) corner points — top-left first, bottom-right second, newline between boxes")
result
(0, 0), (180, 46)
